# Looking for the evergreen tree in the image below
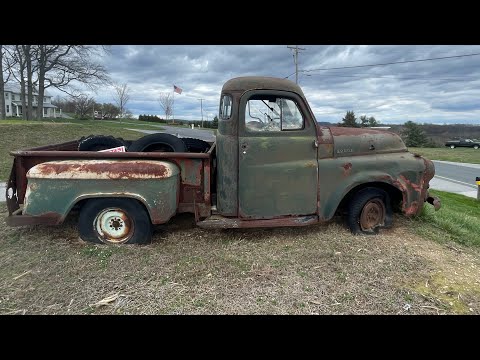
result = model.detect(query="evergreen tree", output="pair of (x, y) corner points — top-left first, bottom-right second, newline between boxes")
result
(368, 116), (378, 127)
(341, 111), (358, 127)
(211, 115), (219, 129)
(402, 121), (428, 147)
(360, 115), (368, 127)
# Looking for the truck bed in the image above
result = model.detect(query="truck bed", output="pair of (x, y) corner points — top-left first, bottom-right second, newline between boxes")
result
(6, 139), (216, 222)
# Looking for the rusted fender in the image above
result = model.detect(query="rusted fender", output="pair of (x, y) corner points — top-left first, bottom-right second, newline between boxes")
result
(23, 160), (180, 225)
(318, 152), (429, 220)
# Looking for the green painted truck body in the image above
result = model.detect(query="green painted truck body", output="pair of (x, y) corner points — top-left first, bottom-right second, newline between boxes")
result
(5, 76), (440, 232)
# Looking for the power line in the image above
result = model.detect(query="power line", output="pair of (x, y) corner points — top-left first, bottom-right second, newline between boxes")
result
(302, 52), (480, 73)
(302, 73), (477, 82)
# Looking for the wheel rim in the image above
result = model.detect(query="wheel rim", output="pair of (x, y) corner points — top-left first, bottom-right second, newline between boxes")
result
(94, 207), (134, 244)
(359, 199), (385, 231)
(474, 145), (479, 149)
(450, 145), (455, 149)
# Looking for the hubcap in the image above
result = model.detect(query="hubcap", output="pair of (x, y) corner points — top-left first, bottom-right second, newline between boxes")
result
(359, 199), (385, 231)
(95, 208), (133, 244)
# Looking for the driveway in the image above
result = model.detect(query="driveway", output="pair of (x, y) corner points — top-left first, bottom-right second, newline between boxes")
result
(126, 125), (215, 142)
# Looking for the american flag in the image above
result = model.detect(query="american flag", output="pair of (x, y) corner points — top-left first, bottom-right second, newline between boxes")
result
(173, 85), (183, 94)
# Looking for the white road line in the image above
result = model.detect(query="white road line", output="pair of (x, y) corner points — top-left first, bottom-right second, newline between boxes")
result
(434, 175), (477, 188)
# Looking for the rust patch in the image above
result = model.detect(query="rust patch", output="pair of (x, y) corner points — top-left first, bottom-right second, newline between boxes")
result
(197, 214), (319, 229)
(28, 160), (177, 180)
(316, 125), (333, 144)
(330, 126), (390, 136)
(399, 175), (422, 192)
(403, 201), (419, 216)
(342, 162), (352, 177)
(7, 212), (62, 226)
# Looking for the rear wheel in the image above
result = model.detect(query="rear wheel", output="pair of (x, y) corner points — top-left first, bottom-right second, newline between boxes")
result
(79, 198), (152, 244)
(347, 188), (392, 235)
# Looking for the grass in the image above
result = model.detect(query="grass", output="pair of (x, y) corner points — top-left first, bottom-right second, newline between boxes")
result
(413, 189), (480, 247)
(0, 119), (164, 181)
(2, 203), (480, 315)
(408, 147), (480, 164)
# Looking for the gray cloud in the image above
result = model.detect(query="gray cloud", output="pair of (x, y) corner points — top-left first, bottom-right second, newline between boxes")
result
(67, 45), (480, 125)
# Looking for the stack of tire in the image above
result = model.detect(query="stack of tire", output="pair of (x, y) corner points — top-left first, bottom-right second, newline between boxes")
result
(78, 133), (210, 153)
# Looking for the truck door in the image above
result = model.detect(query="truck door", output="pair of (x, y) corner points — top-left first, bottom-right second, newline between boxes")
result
(238, 90), (318, 219)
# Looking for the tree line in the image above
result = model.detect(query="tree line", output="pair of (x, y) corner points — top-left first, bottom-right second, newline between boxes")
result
(0, 45), (110, 120)
(339, 110), (436, 147)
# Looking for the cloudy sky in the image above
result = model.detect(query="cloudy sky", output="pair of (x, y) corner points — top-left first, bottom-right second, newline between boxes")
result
(77, 45), (480, 125)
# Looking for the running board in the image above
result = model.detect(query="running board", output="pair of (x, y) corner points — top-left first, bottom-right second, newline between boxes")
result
(197, 214), (319, 229)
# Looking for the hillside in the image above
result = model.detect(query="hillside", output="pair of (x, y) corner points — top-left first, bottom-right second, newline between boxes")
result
(389, 124), (480, 147)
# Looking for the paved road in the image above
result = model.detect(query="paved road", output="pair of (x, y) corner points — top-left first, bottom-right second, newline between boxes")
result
(429, 160), (479, 199)
(126, 125), (216, 142)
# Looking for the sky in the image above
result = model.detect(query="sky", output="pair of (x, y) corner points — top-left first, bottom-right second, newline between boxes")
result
(70, 45), (480, 125)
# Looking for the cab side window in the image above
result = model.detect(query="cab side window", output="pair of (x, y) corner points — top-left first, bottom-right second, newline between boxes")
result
(245, 95), (303, 132)
(220, 94), (232, 120)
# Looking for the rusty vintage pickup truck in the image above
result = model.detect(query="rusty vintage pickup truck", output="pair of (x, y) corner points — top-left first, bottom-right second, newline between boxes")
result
(5, 76), (441, 244)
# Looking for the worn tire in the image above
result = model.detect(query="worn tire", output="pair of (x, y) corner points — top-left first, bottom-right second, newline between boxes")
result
(347, 188), (392, 235)
(128, 133), (187, 153)
(181, 137), (211, 153)
(79, 198), (152, 245)
(78, 135), (125, 151)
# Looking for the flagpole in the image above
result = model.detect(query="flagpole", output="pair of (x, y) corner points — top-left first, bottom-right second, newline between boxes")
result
(172, 85), (175, 124)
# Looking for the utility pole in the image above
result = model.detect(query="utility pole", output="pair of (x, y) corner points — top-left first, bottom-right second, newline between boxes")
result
(197, 98), (204, 127)
(287, 45), (306, 84)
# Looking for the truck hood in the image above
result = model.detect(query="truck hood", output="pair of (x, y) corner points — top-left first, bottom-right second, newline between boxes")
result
(329, 126), (407, 156)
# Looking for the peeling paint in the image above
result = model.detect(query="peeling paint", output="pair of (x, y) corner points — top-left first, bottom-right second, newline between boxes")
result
(27, 160), (177, 180)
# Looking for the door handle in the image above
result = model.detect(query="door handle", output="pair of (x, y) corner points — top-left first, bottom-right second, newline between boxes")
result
(313, 140), (319, 148)
(241, 143), (248, 155)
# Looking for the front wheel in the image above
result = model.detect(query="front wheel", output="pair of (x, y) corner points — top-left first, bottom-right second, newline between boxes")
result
(450, 145), (455, 149)
(474, 145), (479, 149)
(79, 198), (152, 244)
(347, 188), (392, 235)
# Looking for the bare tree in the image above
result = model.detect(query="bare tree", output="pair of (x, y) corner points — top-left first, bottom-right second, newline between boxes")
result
(113, 83), (130, 119)
(101, 103), (120, 119)
(158, 92), (173, 121)
(73, 95), (95, 119)
(34, 45), (110, 119)
(0, 45), (7, 119)
(0, 46), (22, 119)
(24, 45), (35, 120)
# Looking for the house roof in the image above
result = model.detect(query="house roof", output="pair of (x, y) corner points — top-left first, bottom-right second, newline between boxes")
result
(4, 83), (53, 97)
(11, 101), (58, 108)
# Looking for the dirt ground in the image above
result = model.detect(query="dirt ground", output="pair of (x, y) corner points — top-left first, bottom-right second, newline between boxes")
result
(1, 205), (479, 315)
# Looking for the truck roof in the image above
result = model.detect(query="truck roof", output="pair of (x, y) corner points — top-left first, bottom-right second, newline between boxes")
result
(222, 76), (306, 97)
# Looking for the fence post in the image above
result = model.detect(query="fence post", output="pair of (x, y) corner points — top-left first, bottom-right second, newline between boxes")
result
(477, 177), (480, 201)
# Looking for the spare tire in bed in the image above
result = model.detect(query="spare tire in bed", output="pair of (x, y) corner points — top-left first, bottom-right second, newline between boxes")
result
(181, 137), (211, 153)
(128, 133), (187, 152)
(78, 135), (126, 151)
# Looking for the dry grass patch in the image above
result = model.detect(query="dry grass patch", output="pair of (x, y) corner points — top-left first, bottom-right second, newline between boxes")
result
(1, 204), (480, 315)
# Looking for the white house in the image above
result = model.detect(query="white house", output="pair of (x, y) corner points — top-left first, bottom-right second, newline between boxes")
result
(3, 85), (61, 118)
